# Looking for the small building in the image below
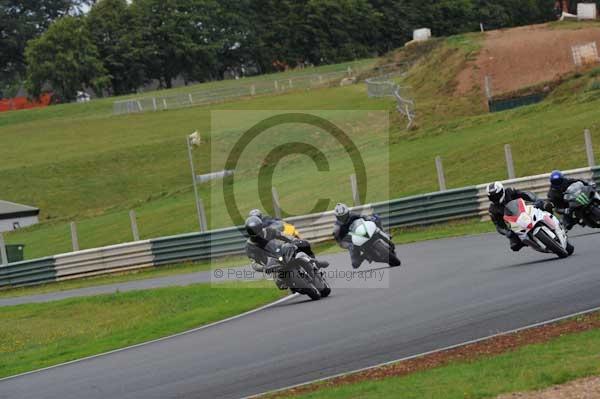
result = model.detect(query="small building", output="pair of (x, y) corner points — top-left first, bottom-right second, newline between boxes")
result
(0, 200), (40, 232)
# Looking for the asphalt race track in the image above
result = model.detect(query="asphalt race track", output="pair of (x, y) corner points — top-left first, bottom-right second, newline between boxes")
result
(2, 229), (600, 399)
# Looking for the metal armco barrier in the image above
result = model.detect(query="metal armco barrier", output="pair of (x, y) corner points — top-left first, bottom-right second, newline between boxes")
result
(2, 166), (598, 288)
(374, 187), (480, 228)
(151, 227), (246, 266)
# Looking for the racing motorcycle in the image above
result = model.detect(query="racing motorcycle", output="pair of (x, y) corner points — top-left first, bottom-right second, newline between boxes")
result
(262, 242), (331, 301)
(349, 218), (401, 267)
(503, 198), (574, 258)
(563, 181), (600, 228)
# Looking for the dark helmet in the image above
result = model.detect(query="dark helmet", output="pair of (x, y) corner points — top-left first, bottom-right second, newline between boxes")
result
(245, 216), (263, 238)
(550, 170), (564, 188)
(486, 181), (505, 204)
(248, 209), (263, 219)
(334, 203), (350, 223)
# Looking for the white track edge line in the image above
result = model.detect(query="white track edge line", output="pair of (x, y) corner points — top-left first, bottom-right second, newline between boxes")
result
(0, 293), (299, 383)
(244, 304), (600, 399)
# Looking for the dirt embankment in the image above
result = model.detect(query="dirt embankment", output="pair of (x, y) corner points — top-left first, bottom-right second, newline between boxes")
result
(497, 376), (600, 399)
(457, 23), (600, 97)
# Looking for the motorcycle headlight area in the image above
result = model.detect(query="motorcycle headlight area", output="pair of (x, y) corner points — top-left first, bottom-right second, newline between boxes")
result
(355, 224), (368, 237)
(517, 212), (533, 230)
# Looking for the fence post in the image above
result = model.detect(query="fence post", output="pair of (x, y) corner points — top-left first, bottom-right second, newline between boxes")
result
(129, 210), (140, 242)
(274, 81), (279, 91)
(137, 100), (143, 112)
(70, 222), (79, 252)
(585, 129), (596, 167)
(152, 98), (157, 112)
(484, 75), (493, 100)
(163, 99), (168, 110)
(0, 233), (7, 266)
(289, 79), (293, 88)
(198, 198), (208, 232)
(350, 174), (361, 206)
(435, 156), (447, 192)
(272, 187), (282, 219)
(250, 85), (256, 96)
(504, 144), (516, 179)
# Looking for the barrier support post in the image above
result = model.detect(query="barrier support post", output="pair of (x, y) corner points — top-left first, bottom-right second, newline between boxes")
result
(70, 222), (79, 252)
(585, 129), (596, 167)
(504, 144), (516, 179)
(435, 156), (447, 192)
(272, 187), (282, 219)
(130, 210), (140, 241)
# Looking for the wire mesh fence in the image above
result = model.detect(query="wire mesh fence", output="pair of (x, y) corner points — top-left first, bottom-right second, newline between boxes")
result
(365, 76), (415, 129)
(113, 69), (356, 115)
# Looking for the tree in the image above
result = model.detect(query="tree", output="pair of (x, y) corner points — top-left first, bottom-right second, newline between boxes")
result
(130, 0), (211, 88)
(0, 1), (94, 90)
(305, 0), (379, 64)
(87, 0), (145, 95)
(25, 16), (109, 101)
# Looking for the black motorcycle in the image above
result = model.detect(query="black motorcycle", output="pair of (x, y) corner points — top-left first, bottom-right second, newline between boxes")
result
(263, 242), (331, 301)
(564, 181), (600, 228)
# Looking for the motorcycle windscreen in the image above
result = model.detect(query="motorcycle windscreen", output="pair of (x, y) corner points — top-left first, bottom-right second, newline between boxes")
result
(503, 198), (526, 221)
(564, 182), (584, 203)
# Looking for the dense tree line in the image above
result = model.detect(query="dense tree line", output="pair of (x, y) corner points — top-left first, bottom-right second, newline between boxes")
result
(1, 0), (559, 101)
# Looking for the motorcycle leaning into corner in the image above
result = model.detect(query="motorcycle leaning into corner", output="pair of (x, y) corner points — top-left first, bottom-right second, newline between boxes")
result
(563, 181), (600, 229)
(503, 198), (574, 258)
(252, 240), (331, 301)
(349, 217), (401, 267)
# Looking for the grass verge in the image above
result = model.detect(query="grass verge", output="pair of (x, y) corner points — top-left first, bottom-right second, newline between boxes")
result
(271, 312), (600, 399)
(0, 281), (285, 379)
(0, 255), (247, 299)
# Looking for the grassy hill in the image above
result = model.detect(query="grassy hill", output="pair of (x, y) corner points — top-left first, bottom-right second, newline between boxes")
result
(2, 23), (600, 259)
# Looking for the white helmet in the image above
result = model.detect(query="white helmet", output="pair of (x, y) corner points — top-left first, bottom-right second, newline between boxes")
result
(334, 203), (350, 223)
(487, 182), (505, 204)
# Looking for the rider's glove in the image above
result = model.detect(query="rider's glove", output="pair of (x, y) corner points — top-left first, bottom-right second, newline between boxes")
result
(534, 199), (545, 210)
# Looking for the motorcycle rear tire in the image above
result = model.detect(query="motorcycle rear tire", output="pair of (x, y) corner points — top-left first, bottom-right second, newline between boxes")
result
(567, 242), (575, 256)
(320, 281), (331, 298)
(590, 205), (600, 223)
(536, 230), (569, 259)
(388, 252), (401, 267)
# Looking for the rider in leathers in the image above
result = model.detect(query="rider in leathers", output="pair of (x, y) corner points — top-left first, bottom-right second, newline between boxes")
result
(248, 209), (317, 258)
(245, 216), (328, 279)
(546, 170), (594, 230)
(487, 181), (548, 251)
(332, 203), (383, 269)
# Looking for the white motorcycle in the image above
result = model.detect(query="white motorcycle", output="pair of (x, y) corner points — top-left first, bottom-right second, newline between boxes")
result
(503, 198), (574, 258)
(349, 218), (401, 267)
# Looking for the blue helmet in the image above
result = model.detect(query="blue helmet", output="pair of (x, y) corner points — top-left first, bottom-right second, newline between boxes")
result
(550, 170), (564, 187)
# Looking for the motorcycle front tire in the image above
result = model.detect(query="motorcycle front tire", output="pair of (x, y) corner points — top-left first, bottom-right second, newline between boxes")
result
(304, 284), (321, 301)
(536, 230), (569, 259)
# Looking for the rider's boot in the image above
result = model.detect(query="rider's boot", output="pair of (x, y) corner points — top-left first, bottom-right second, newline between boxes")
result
(509, 233), (524, 252)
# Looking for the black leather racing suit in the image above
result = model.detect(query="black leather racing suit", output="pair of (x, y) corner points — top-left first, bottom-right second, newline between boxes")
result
(333, 213), (382, 269)
(260, 215), (316, 258)
(547, 178), (590, 230)
(488, 188), (540, 251)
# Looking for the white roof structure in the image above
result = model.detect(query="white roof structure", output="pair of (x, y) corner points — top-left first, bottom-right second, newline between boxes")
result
(0, 200), (40, 219)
